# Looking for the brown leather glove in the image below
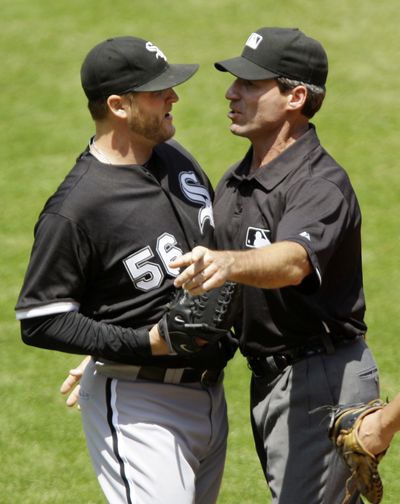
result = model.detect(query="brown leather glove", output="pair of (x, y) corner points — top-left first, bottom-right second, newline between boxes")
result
(328, 399), (387, 504)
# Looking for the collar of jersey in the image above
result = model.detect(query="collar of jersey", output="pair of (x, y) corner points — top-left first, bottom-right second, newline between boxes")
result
(230, 124), (320, 191)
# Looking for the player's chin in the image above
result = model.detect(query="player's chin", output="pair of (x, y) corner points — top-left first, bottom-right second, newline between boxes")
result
(161, 123), (176, 141)
(154, 126), (175, 145)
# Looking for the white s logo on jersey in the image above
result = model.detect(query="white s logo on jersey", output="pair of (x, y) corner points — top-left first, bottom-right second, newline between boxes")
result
(179, 171), (214, 233)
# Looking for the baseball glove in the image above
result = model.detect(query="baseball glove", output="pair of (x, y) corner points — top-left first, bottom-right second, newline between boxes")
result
(158, 282), (237, 355)
(328, 399), (387, 504)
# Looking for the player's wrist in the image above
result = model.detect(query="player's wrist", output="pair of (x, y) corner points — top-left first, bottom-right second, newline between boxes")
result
(150, 323), (173, 355)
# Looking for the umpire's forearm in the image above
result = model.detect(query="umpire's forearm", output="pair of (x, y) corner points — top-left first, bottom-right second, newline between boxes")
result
(172, 241), (312, 294)
(20, 311), (152, 364)
(223, 241), (312, 289)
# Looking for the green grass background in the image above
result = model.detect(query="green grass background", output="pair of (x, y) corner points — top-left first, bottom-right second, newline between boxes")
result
(1, 0), (399, 502)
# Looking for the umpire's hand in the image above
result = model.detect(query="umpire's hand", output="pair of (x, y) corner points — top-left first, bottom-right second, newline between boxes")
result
(171, 246), (233, 296)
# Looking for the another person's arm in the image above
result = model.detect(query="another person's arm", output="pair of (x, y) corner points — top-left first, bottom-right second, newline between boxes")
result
(60, 355), (91, 408)
(171, 241), (312, 295)
(359, 393), (400, 455)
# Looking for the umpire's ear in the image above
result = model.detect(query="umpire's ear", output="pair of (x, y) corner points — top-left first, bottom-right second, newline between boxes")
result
(286, 85), (307, 112)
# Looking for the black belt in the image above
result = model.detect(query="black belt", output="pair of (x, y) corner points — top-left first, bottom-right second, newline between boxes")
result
(136, 366), (222, 387)
(247, 335), (359, 380)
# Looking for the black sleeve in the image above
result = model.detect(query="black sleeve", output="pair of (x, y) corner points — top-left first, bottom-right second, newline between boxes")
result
(20, 312), (239, 369)
(20, 311), (152, 364)
(277, 177), (351, 289)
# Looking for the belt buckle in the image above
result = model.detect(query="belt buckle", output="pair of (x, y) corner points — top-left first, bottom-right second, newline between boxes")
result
(274, 354), (290, 369)
(248, 355), (289, 379)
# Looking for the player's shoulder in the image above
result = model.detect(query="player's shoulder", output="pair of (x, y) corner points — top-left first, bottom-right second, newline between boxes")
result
(154, 139), (199, 167)
(40, 150), (100, 217)
(155, 139), (209, 185)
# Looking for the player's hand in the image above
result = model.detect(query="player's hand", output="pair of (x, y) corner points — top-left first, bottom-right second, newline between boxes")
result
(60, 355), (91, 408)
(170, 246), (234, 295)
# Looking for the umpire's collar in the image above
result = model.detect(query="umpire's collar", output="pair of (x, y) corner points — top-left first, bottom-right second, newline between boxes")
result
(230, 124), (321, 191)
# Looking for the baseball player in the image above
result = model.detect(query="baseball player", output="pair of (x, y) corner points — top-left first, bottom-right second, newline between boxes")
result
(15, 36), (237, 504)
(172, 27), (380, 503)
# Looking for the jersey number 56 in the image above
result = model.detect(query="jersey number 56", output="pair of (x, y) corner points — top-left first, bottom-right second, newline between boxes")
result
(123, 233), (182, 292)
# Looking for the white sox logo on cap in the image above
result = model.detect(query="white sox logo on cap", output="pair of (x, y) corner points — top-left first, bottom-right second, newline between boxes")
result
(145, 41), (168, 61)
(246, 33), (263, 50)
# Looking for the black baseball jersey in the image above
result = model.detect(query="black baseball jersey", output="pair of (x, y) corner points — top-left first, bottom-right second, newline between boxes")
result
(214, 125), (367, 355)
(16, 139), (235, 369)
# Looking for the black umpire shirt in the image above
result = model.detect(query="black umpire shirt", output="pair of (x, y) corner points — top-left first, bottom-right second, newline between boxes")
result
(214, 125), (367, 356)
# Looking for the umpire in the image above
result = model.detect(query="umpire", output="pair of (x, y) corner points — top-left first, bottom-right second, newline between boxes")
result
(173, 27), (379, 503)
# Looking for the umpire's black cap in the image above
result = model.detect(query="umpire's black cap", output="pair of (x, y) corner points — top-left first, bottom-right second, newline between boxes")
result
(215, 27), (328, 87)
(81, 36), (199, 100)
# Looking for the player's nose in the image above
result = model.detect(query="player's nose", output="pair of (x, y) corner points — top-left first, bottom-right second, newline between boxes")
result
(167, 88), (179, 103)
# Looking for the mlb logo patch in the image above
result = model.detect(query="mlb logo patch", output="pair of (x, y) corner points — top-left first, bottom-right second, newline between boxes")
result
(246, 227), (271, 248)
(246, 33), (263, 50)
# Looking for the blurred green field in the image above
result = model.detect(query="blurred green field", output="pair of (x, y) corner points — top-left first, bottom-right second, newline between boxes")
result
(1, 1), (399, 502)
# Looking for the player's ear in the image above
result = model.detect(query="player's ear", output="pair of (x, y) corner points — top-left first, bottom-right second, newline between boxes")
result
(287, 85), (307, 111)
(107, 95), (128, 119)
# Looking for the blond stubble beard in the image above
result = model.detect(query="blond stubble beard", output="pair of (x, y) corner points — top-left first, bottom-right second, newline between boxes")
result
(127, 97), (175, 145)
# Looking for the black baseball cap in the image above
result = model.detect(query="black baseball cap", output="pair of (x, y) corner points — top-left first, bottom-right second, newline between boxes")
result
(215, 27), (328, 87)
(81, 36), (199, 100)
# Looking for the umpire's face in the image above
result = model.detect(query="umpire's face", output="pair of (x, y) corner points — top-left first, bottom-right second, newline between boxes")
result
(125, 88), (179, 145)
(224, 77), (291, 141)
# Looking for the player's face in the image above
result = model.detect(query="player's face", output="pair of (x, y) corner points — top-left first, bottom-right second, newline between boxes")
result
(126, 88), (179, 145)
(225, 78), (289, 141)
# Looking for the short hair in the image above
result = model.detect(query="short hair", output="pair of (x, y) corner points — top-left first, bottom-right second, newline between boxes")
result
(275, 76), (326, 119)
(87, 99), (109, 121)
(87, 92), (139, 121)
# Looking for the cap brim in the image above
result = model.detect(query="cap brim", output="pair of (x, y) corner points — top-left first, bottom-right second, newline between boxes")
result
(214, 56), (279, 80)
(134, 64), (199, 92)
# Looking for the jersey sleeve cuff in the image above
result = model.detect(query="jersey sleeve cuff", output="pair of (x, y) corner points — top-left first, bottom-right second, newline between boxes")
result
(285, 237), (322, 293)
(15, 301), (80, 320)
